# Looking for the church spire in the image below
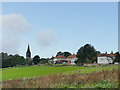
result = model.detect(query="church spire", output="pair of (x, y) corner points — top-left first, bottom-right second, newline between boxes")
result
(27, 44), (30, 53)
(26, 44), (31, 61)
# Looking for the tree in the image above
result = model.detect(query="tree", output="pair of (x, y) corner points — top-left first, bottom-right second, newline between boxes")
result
(114, 52), (120, 63)
(96, 51), (101, 55)
(39, 58), (49, 64)
(2, 53), (26, 68)
(56, 51), (71, 58)
(76, 44), (96, 65)
(63, 52), (71, 58)
(33, 55), (40, 65)
(1, 52), (8, 60)
(9, 54), (26, 67)
(56, 51), (63, 57)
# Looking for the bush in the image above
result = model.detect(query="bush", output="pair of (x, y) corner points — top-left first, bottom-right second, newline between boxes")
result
(39, 59), (48, 64)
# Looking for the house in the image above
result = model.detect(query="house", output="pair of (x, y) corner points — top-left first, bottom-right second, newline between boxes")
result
(53, 55), (66, 64)
(52, 54), (78, 64)
(67, 54), (78, 64)
(97, 51), (115, 64)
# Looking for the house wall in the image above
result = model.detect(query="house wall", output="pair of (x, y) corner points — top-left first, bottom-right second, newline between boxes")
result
(107, 57), (115, 63)
(68, 57), (78, 64)
(53, 57), (78, 64)
(53, 58), (66, 61)
(97, 56), (115, 64)
(97, 56), (109, 64)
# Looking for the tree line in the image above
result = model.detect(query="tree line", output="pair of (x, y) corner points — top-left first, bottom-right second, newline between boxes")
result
(1, 43), (120, 68)
(1, 53), (49, 68)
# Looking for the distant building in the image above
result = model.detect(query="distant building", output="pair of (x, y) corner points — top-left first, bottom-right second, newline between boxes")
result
(97, 51), (115, 64)
(51, 54), (78, 64)
(26, 45), (31, 61)
(67, 54), (78, 64)
(53, 55), (66, 64)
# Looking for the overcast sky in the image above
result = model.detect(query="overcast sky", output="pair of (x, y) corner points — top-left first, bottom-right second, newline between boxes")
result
(1, 2), (118, 58)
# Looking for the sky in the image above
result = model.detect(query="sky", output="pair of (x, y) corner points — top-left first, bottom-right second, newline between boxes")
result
(1, 2), (118, 58)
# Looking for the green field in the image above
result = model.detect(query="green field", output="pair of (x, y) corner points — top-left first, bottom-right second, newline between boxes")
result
(1, 64), (118, 81)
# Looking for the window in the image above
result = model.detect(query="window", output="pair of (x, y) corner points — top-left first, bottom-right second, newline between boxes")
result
(101, 59), (103, 60)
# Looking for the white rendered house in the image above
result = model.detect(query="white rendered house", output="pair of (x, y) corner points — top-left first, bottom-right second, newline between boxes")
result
(67, 54), (78, 64)
(53, 55), (66, 64)
(97, 52), (115, 64)
(52, 54), (78, 64)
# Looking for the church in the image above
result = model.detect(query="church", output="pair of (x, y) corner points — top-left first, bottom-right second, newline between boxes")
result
(26, 44), (31, 61)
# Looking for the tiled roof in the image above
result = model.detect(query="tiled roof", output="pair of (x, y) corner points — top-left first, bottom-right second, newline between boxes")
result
(108, 53), (115, 57)
(67, 54), (77, 58)
(97, 51), (115, 57)
(97, 54), (107, 57)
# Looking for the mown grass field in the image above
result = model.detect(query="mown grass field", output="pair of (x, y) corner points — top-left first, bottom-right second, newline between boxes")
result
(1, 64), (118, 81)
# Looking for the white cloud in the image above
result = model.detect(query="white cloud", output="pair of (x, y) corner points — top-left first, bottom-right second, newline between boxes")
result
(1, 14), (31, 54)
(2, 14), (31, 34)
(36, 30), (56, 47)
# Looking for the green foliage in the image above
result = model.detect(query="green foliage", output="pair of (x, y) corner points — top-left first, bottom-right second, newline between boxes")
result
(1, 64), (118, 81)
(63, 52), (72, 58)
(33, 55), (40, 65)
(39, 58), (49, 64)
(1, 66), (84, 80)
(63, 80), (118, 88)
(56, 51), (63, 56)
(56, 51), (71, 58)
(2, 67), (118, 88)
(2, 53), (27, 68)
(76, 44), (96, 64)
(114, 52), (120, 63)
(81, 80), (113, 88)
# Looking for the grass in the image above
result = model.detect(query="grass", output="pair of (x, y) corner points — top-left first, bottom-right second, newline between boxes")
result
(1, 64), (118, 81)
(61, 64), (118, 75)
(1, 65), (85, 80)
(2, 68), (118, 88)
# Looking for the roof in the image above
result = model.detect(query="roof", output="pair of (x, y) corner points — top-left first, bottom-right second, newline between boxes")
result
(67, 54), (77, 58)
(108, 53), (115, 57)
(97, 51), (115, 57)
(55, 55), (66, 59)
(97, 54), (107, 57)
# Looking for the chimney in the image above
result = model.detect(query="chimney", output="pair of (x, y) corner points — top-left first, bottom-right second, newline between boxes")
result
(105, 52), (107, 55)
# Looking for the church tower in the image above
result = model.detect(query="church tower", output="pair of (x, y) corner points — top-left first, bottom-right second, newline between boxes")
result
(26, 44), (31, 61)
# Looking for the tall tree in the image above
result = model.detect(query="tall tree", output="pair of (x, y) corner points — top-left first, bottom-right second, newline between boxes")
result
(76, 44), (96, 64)
(33, 55), (40, 65)
(114, 52), (120, 63)
(96, 51), (101, 55)
(56, 51), (71, 58)
(63, 52), (71, 58)
(2, 53), (26, 68)
(56, 51), (63, 57)
(10, 54), (26, 67)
